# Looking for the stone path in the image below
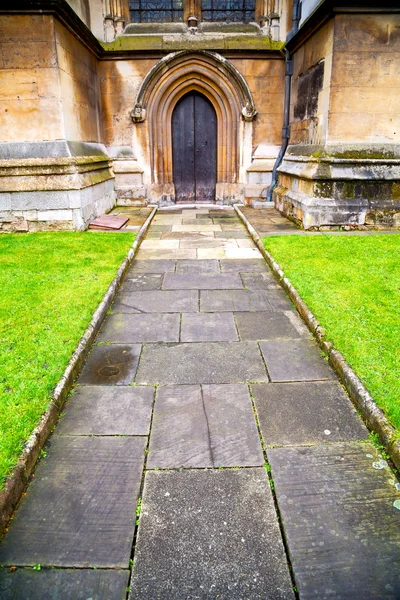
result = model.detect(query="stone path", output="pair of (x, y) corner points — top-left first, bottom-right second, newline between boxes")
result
(1, 206), (400, 599)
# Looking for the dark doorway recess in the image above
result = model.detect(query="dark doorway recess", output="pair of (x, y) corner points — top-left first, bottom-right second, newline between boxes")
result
(172, 91), (217, 203)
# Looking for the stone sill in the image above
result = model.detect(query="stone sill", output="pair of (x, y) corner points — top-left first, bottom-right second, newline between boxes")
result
(101, 34), (284, 53)
(0, 156), (112, 178)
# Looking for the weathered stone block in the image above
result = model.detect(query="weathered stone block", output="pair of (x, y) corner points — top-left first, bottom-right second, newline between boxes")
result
(37, 209), (73, 221)
(0, 193), (11, 211)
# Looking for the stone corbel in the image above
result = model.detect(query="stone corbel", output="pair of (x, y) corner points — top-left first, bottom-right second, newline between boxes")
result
(241, 102), (257, 122)
(131, 104), (146, 123)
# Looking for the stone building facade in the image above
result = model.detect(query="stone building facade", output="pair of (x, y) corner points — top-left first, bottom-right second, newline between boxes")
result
(0, 0), (399, 230)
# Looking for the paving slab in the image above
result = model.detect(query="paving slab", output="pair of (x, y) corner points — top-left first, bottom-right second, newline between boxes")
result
(252, 381), (368, 446)
(148, 384), (262, 468)
(135, 248), (197, 259)
(79, 344), (141, 385)
(147, 385), (211, 468)
(55, 385), (154, 436)
(259, 340), (336, 382)
(0, 437), (146, 568)
(240, 271), (278, 289)
(180, 238), (238, 248)
(220, 223), (246, 231)
(262, 287), (295, 311)
(97, 313), (180, 342)
(201, 289), (274, 312)
(145, 231), (162, 239)
(122, 273), (163, 291)
(162, 273), (243, 290)
(181, 312), (238, 342)
(129, 469), (294, 600)
(202, 384), (264, 467)
(181, 218), (215, 225)
(172, 224), (222, 232)
(215, 230), (249, 238)
(220, 258), (268, 273)
(140, 239), (180, 249)
(0, 568), (129, 600)
(135, 342), (268, 384)
(161, 231), (214, 240)
(212, 217), (240, 223)
(148, 224), (172, 232)
(236, 238), (256, 248)
(223, 247), (263, 259)
(235, 311), (302, 340)
(175, 259), (220, 274)
(129, 259), (176, 273)
(197, 248), (229, 259)
(113, 290), (198, 313)
(268, 443), (400, 599)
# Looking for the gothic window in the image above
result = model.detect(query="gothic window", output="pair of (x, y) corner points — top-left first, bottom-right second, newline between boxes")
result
(129, 0), (184, 23)
(201, 0), (255, 22)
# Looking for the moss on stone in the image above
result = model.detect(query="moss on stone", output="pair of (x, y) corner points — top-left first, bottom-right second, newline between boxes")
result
(101, 34), (283, 53)
(101, 36), (163, 51)
(342, 182), (355, 199)
(392, 183), (400, 201)
(310, 149), (397, 160)
(331, 150), (397, 160)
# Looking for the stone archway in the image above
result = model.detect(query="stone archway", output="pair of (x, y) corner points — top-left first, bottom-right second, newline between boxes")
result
(131, 51), (257, 204)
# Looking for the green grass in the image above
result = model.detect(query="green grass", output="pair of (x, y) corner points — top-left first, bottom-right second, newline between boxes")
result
(263, 234), (400, 434)
(0, 231), (135, 489)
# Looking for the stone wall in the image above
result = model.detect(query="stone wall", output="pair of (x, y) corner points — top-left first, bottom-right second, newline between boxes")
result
(0, 15), (64, 144)
(0, 13), (115, 231)
(289, 19), (333, 146)
(328, 14), (400, 145)
(274, 12), (400, 229)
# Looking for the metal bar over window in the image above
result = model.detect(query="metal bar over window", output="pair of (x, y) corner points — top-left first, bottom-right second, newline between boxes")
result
(201, 0), (255, 22)
(129, 0), (184, 22)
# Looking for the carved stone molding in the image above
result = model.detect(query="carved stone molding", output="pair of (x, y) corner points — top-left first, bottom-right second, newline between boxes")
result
(131, 50), (257, 186)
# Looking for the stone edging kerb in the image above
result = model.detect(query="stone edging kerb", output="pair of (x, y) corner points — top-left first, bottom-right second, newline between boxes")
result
(0, 206), (157, 538)
(234, 203), (400, 471)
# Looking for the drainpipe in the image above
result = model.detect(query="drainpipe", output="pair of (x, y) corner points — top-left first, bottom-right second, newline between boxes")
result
(266, 0), (301, 202)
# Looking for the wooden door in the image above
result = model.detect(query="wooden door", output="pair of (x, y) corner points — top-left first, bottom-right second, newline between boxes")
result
(172, 91), (217, 203)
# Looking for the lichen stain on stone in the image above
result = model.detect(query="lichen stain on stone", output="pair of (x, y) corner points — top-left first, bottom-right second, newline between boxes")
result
(372, 460), (389, 470)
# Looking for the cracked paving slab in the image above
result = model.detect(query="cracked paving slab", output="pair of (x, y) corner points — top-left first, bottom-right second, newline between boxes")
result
(147, 384), (264, 468)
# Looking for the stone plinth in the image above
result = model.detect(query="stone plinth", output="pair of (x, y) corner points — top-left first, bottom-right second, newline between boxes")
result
(274, 145), (400, 229)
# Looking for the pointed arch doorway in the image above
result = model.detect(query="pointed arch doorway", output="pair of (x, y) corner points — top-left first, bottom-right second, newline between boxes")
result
(172, 91), (217, 203)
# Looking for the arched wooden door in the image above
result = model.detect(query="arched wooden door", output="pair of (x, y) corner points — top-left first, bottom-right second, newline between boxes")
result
(172, 91), (217, 203)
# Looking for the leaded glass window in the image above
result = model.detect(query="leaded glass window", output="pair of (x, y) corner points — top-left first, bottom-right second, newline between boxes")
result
(129, 0), (184, 23)
(201, 0), (255, 22)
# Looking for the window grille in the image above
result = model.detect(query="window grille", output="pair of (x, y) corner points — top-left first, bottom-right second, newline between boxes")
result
(129, 0), (184, 23)
(201, 0), (255, 22)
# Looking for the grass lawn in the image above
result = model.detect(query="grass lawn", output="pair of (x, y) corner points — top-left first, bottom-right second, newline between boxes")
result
(263, 234), (400, 434)
(0, 231), (135, 490)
